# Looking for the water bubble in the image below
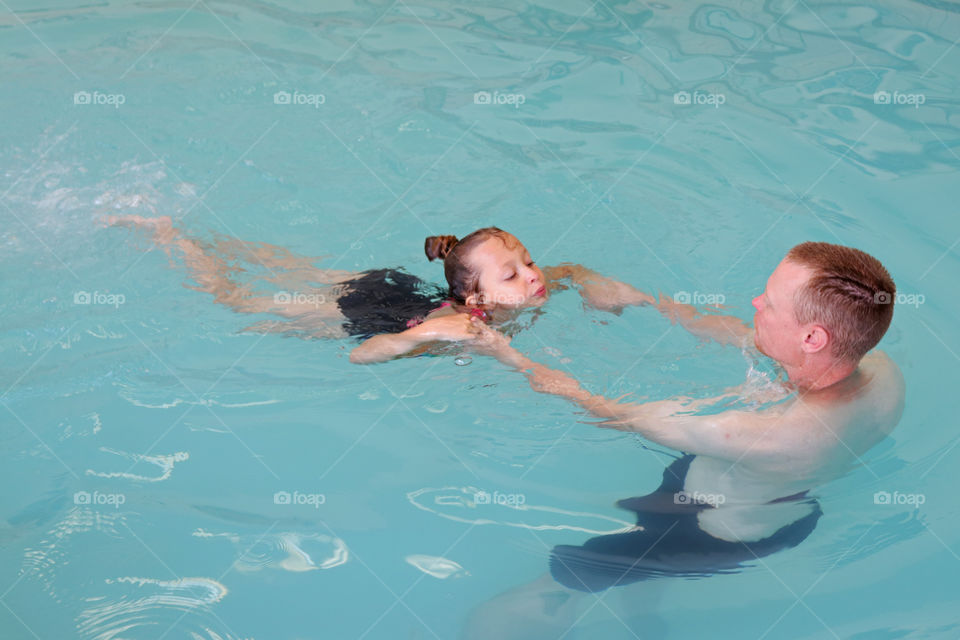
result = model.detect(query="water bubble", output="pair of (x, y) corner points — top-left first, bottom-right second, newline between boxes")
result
(454, 356), (472, 366)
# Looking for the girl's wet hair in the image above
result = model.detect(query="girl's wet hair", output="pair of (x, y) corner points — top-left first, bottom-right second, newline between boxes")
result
(424, 227), (514, 303)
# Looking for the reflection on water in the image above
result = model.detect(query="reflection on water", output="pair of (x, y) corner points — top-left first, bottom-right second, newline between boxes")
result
(76, 576), (230, 640)
(193, 528), (349, 572)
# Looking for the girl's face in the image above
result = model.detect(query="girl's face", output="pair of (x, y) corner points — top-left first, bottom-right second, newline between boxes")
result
(465, 234), (547, 308)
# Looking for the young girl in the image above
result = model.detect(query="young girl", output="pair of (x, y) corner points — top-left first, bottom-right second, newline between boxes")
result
(105, 216), (654, 364)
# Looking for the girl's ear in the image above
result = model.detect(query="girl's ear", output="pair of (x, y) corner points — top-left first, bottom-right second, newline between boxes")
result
(465, 293), (479, 306)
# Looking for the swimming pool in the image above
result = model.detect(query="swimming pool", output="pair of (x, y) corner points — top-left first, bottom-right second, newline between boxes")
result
(2, 0), (959, 638)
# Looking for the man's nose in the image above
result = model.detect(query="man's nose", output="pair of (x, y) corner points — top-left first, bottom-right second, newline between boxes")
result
(752, 295), (762, 311)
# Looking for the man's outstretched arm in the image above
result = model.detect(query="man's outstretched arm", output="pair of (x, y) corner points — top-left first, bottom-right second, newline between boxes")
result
(470, 322), (780, 462)
(519, 354), (783, 462)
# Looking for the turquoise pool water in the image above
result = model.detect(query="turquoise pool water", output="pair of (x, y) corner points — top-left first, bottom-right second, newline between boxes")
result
(2, 1), (959, 638)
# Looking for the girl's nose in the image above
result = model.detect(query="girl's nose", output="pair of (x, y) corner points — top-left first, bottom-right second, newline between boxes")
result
(752, 295), (762, 311)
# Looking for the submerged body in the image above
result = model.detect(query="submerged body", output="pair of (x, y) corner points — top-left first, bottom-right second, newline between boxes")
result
(685, 349), (903, 541)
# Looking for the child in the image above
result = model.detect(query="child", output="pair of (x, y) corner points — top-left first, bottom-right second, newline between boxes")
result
(105, 217), (654, 364)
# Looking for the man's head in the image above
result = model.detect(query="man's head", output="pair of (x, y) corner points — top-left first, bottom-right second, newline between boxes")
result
(752, 242), (895, 369)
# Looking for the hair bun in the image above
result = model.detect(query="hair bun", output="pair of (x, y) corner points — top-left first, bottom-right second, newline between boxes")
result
(424, 235), (459, 261)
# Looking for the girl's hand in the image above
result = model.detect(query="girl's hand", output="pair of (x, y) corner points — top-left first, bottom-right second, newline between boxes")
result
(412, 313), (485, 342)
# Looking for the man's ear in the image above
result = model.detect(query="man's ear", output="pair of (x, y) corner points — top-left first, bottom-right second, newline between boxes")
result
(801, 324), (830, 354)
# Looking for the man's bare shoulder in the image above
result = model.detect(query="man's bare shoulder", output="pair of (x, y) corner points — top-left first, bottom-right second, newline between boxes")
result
(862, 349), (902, 378)
(772, 350), (904, 452)
(862, 349), (905, 420)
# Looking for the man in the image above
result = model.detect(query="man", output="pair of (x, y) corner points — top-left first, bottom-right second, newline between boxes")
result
(478, 241), (904, 593)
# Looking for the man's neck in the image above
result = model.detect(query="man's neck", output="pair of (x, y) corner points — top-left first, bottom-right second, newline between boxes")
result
(784, 357), (857, 392)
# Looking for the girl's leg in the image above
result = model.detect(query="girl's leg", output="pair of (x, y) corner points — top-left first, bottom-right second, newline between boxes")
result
(104, 215), (350, 322)
(207, 233), (358, 285)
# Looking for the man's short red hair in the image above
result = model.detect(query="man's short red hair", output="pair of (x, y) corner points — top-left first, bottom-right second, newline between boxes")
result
(786, 242), (895, 363)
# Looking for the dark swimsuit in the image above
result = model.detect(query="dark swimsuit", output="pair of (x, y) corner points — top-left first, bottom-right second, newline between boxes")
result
(550, 454), (822, 592)
(336, 268), (450, 340)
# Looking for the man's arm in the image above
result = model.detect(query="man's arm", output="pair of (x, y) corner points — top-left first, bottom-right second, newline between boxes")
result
(520, 355), (784, 462)
(470, 323), (782, 462)
(579, 393), (786, 461)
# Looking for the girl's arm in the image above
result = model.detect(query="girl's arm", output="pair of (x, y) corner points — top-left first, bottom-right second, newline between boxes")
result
(349, 313), (482, 365)
(655, 294), (752, 346)
(543, 263), (654, 313)
(544, 262), (751, 346)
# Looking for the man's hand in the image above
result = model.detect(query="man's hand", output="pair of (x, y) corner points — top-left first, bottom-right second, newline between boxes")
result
(526, 364), (592, 402)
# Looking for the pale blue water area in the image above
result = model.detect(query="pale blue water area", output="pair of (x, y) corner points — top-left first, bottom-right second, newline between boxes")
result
(1, 1), (959, 638)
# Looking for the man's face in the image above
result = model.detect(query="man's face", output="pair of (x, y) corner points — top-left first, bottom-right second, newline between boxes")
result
(751, 259), (815, 366)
